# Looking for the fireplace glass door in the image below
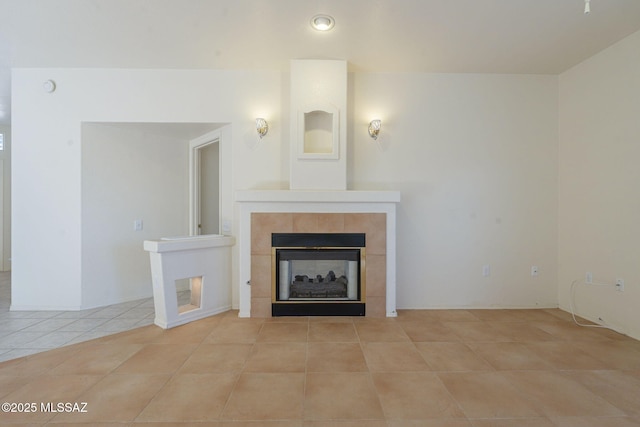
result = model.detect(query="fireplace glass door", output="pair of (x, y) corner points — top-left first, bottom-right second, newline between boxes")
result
(276, 249), (360, 301)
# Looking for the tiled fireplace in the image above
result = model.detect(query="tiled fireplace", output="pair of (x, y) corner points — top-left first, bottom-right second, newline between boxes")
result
(235, 190), (400, 318)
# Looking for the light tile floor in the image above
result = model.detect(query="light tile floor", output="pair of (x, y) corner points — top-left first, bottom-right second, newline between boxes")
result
(1, 271), (640, 426)
(0, 271), (161, 362)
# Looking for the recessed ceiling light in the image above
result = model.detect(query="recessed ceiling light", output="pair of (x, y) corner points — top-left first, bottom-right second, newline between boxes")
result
(311, 14), (335, 31)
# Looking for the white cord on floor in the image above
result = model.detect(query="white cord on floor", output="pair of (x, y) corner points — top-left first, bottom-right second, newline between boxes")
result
(568, 278), (615, 330)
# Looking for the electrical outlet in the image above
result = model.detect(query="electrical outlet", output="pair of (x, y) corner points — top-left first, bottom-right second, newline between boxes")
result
(133, 219), (143, 231)
(615, 278), (624, 292)
(586, 272), (593, 284)
(531, 266), (539, 277)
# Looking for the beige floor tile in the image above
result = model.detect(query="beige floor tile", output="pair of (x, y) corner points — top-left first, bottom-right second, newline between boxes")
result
(354, 321), (410, 342)
(507, 309), (566, 322)
(591, 326), (637, 342)
(395, 309), (439, 322)
(97, 324), (164, 344)
(205, 318), (264, 343)
(542, 308), (577, 322)
(219, 422), (302, 427)
(308, 316), (356, 323)
(136, 373), (237, 421)
(304, 421), (387, 427)
(243, 342), (307, 372)
(467, 342), (553, 370)
(362, 341), (431, 372)
(466, 309), (521, 322)
(484, 321), (559, 342)
(257, 322), (309, 342)
(438, 371), (541, 418)
(132, 422), (301, 427)
(570, 341), (640, 370)
(565, 370), (640, 415)
(470, 418), (556, 427)
(415, 342), (494, 371)
(0, 375), (30, 399)
(149, 316), (221, 344)
(50, 373), (170, 423)
(443, 322), (512, 342)
(130, 423), (224, 427)
(388, 420), (472, 427)
(220, 422), (303, 427)
(523, 342), (609, 370)
(51, 343), (143, 375)
(222, 373), (305, 420)
(308, 322), (358, 342)
(179, 343), (253, 373)
(304, 372), (384, 420)
(372, 372), (465, 419)
(533, 321), (612, 341)
(0, 374), (103, 423)
(0, 344), (80, 376)
(549, 416), (640, 427)
(501, 371), (625, 417)
(266, 316), (310, 323)
(113, 343), (198, 374)
(424, 310), (481, 322)
(51, 423), (143, 427)
(399, 320), (462, 342)
(307, 342), (368, 372)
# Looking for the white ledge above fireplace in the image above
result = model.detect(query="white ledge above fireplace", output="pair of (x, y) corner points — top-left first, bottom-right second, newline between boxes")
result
(235, 190), (401, 204)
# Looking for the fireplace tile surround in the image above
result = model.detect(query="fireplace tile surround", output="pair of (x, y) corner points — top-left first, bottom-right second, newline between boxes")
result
(236, 190), (400, 318)
(253, 213), (384, 317)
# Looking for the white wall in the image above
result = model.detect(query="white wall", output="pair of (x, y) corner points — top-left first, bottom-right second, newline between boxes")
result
(558, 30), (640, 339)
(11, 67), (559, 311)
(81, 123), (190, 308)
(12, 68), (283, 310)
(350, 73), (559, 308)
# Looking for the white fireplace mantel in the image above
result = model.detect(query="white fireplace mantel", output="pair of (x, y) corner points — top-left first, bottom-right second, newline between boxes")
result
(236, 190), (401, 204)
(235, 190), (401, 318)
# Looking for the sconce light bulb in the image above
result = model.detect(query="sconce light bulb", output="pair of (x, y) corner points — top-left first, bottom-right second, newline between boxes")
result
(256, 118), (269, 139)
(584, 0), (590, 14)
(368, 119), (381, 140)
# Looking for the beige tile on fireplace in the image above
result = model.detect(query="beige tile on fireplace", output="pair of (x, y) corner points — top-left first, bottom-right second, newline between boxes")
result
(250, 255), (272, 298)
(366, 254), (386, 297)
(366, 296), (387, 318)
(318, 213), (346, 232)
(344, 213), (386, 255)
(252, 213), (293, 255)
(251, 212), (387, 318)
(250, 297), (272, 318)
(293, 213), (320, 232)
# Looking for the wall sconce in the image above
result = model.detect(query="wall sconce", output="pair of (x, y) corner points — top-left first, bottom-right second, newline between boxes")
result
(256, 118), (269, 139)
(368, 120), (381, 140)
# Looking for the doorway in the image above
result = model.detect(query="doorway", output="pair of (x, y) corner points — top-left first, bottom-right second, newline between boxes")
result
(189, 129), (223, 236)
(198, 142), (220, 235)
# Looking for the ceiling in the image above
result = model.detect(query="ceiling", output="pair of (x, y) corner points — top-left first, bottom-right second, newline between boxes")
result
(2, 0), (640, 125)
